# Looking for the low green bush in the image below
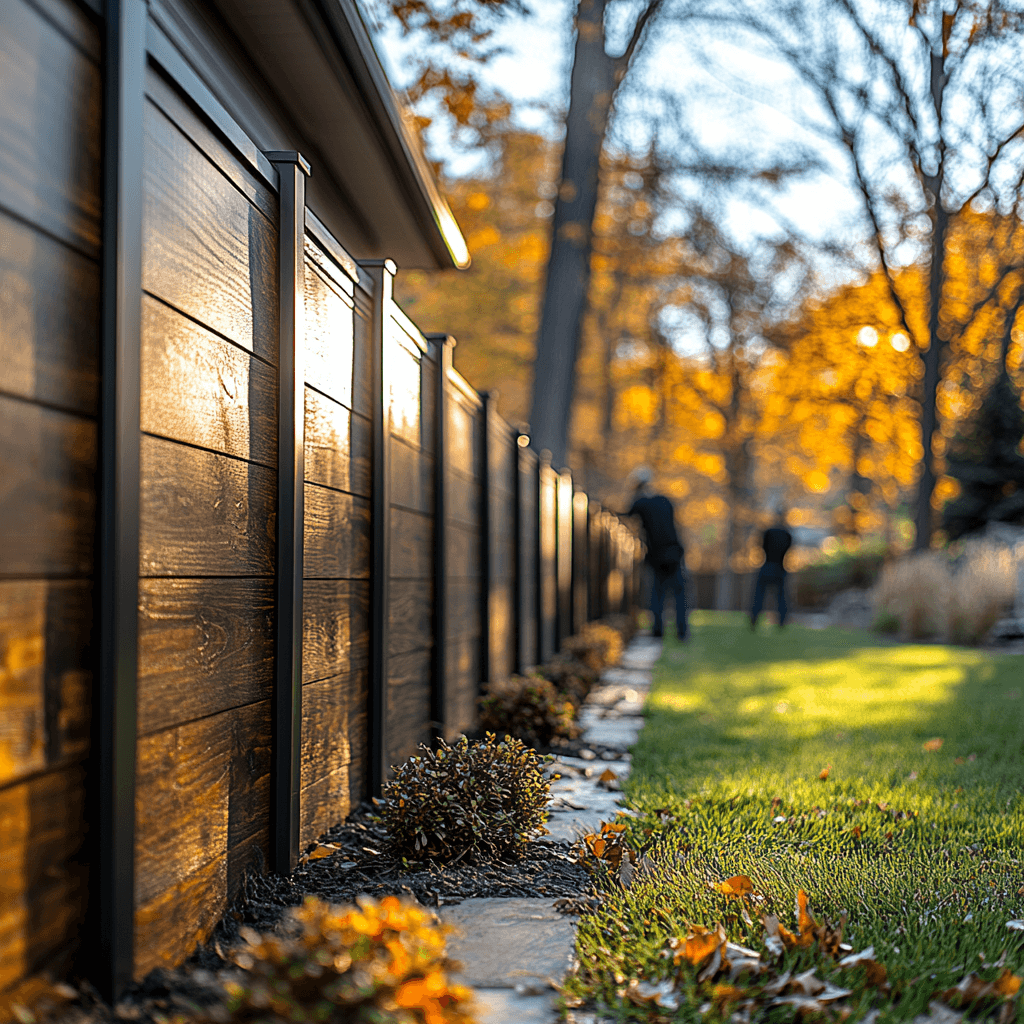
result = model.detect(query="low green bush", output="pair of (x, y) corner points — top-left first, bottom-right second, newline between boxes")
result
(382, 734), (550, 863)
(479, 675), (580, 748)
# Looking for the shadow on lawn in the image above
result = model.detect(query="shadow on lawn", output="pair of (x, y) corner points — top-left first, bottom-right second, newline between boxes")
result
(636, 612), (1024, 804)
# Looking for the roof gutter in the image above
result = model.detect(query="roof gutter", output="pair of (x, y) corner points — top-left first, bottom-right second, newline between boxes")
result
(309, 0), (470, 269)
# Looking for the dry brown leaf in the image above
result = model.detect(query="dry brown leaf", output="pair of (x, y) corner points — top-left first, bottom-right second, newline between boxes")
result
(598, 768), (617, 782)
(819, 765), (831, 780)
(716, 875), (754, 897)
(923, 737), (944, 751)
(674, 923), (727, 967)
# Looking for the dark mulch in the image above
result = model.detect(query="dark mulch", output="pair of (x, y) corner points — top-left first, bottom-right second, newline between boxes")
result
(28, 807), (592, 1024)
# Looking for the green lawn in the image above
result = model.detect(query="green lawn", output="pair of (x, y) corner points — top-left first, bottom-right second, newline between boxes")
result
(565, 612), (1024, 1022)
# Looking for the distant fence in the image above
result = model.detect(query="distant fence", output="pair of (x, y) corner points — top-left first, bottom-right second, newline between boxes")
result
(0, 0), (640, 994)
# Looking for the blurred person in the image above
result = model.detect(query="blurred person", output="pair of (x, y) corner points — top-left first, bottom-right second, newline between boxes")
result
(627, 467), (688, 640)
(751, 507), (793, 629)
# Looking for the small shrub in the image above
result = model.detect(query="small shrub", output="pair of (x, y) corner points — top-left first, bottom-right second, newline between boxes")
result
(479, 675), (580, 748)
(538, 654), (599, 707)
(561, 622), (624, 671)
(872, 610), (901, 635)
(875, 553), (949, 639)
(215, 895), (475, 1023)
(382, 734), (550, 863)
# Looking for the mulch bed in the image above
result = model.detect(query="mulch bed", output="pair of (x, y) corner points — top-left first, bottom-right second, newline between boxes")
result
(28, 807), (593, 1024)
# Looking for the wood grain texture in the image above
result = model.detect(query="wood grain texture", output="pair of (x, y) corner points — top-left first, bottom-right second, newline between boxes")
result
(137, 578), (274, 736)
(0, 765), (88, 990)
(0, 580), (90, 787)
(134, 702), (271, 976)
(0, 395), (95, 577)
(134, 855), (227, 980)
(387, 336), (426, 450)
(443, 638), (479, 738)
(143, 100), (278, 363)
(141, 296), (277, 466)
(390, 437), (433, 515)
(389, 507), (432, 580)
(388, 579), (433, 657)
(139, 435), (275, 577)
(386, 650), (431, 769)
(446, 397), (480, 476)
(445, 467), (481, 529)
(446, 578), (482, 642)
(303, 486), (371, 579)
(305, 256), (354, 408)
(352, 303), (372, 420)
(303, 579), (370, 684)
(145, 69), (275, 223)
(0, 0), (101, 256)
(300, 666), (365, 790)
(0, 210), (99, 415)
(488, 580), (514, 684)
(446, 523), (481, 580)
(305, 389), (371, 498)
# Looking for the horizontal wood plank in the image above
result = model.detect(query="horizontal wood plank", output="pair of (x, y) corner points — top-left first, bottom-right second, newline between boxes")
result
(446, 524), (482, 580)
(0, 765), (88, 990)
(0, 580), (90, 787)
(0, 396), (95, 577)
(352, 305), (372, 419)
(446, 578), (482, 642)
(139, 435), (275, 577)
(0, 210), (99, 415)
(300, 667), (365, 791)
(446, 398), (480, 476)
(143, 100), (278, 363)
(0, 0), (101, 256)
(137, 578), (274, 736)
(390, 437), (433, 515)
(389, 578), (433, 657)
(389, 507), (432, 580)
(305, 256), (354, 408)
(387, 336), (427, 450)
(303, 579), (370, 684)
(386, 650), (431, 769)
(305, 389), (371, 498)
(141, 296), (277, 466)
(445, 468), (481, 528)
(444, 637), (480, 737)
(303, 486), (371, 579)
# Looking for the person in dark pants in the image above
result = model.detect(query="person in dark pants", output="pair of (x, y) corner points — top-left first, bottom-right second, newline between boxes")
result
(627, 468), (688, 640)
(751, 508), (793, 629)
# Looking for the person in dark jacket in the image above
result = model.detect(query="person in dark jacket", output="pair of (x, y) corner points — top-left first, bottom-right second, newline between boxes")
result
(751, 508), (793, 629)
(628, 468), (688, 639)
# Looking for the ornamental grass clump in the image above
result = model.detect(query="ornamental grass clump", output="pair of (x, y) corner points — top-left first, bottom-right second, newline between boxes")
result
(561, 621), (624, 672)
(214, 895), (475, 1024)
(382, 734), (550, 863)
(479, 675), (579, 747)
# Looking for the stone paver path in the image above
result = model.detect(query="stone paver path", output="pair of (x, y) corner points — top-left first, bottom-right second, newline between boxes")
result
(441, 635), (660, 1023)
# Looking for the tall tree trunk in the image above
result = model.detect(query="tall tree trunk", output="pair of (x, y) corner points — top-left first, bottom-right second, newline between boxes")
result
(528, 0), (616, 467)
(913, 48), (949, 551)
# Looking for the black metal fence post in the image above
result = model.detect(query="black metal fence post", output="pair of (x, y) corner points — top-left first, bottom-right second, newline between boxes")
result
(479, 393), (493, 688)
(92, 0), (146, 996)
(360, 259), (396, 795)
(425, 334), (453, 739)
(266, 151), (310, 874)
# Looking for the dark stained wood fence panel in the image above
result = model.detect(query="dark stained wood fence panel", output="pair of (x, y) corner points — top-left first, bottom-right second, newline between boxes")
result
(134, 701), (271, 976)
(139, 435), (276, 577)
(389, 579), (433, 658)
(352, 288), (373, 420)
(305, 390), (371, 499)
(385, 650), (432, 770)
(0, 765), (88, 990)
(389, 507), (433, 580)
(0, 0), (101, 257)
(141, 297), (277, 466)
(0, 211), (100, 415)
(303, 486), (371, 579)
(0, 396), (95, 578)
(0, 580), (91, 787)
(305, 254), (355, 408)
(444, 637), (479, 737)
(303, 580), (370, 684)
(142, 99), (278, 364)
(137, 578), (274, 736)
(538, 463), (557, 662)
(390, 437), (433, 514)
(446, 395), (480, 477)
(446, 525), (482, 579)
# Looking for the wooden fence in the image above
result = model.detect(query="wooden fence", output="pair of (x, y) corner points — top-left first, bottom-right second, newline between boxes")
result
(0, 0), (640, 997)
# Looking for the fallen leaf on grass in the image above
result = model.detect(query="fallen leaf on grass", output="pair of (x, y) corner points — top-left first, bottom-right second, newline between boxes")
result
(819, 765), (832, 780)
(923, 738), (944, 752)
(939, 968), (1023, 1007)
(627, 978), (680, 1010)
(597, 768), (621, 791)
(715, 875), (754, 897)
